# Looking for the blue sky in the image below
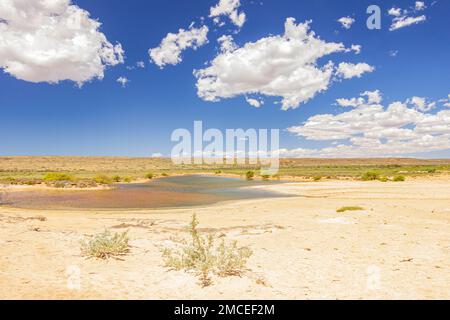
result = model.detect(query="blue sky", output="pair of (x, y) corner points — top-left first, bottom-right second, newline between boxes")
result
(0, 0), (449, 157)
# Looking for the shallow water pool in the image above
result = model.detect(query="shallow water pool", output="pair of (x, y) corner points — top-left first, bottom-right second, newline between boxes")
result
(0, 175), (288, 210)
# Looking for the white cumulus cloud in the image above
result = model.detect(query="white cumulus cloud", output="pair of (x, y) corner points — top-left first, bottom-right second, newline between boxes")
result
(0, 0), (124, 85)
(217, 35), (237, 53)
(151, 153), (163, 158)
(388, 7), (403, 17)
(336, 62), (375, 79)
(149, 25), (209, 68)
(415, 1), (426, 11)
(245, 97), (263, 108)
(336, 90), (382, 107)
(388, 3), (427, 31)
(390, 15), (426, 31)
(285, 92), (450, 157)
(350, 44), (362, 54)
(117, 77), (129, 88)
(337, 16), (355, 29)
(408, 96), (436, 112)
(209, 0), (246, 28)
(194, 18), (371, 110)
(443, 94), (450, 107)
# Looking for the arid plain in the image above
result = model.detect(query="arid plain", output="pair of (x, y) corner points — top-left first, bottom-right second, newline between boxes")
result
(0, 157), (449, 299)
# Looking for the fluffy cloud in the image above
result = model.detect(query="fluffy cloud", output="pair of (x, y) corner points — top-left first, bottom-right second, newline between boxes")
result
(388, 3), (427, 31)
(0, 0), (124, 85)
(388, 7), (402, 17)
(194, 18), (371, 110)
(415, 1), (426, 11)
(285, 92), (450, 157)
(217, 35), (237, 53)
(126, 61), (145, 70)
(336, 90), (382, 107)
(350, 45), (362, 55)
(337, 16), (355, 29)
(149, 25), (209, 68)
(363, 90), (383, 104)
(407, 96), (436, 112)
(151, 153), (163, 158)
(336, 62), (375, 79)
(210, 0), (246, 28)
(117, 77), (129, 88)
(245, 97), (263, 108)
(437, 94), (450, 107)
(390, 15), (426, 31)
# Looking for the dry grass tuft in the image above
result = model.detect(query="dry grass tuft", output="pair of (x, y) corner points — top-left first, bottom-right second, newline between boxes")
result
(162, 214), (252, 287)
(93, 174), (113, 185)
(81, 230), (130, 259)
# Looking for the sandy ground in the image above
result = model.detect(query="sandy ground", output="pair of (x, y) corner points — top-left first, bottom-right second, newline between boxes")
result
(0, 179), (449, 300)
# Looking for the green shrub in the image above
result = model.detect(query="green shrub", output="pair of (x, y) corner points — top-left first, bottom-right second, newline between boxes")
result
(162, 214), (252, 287)
(337, 206), (365, 213)
(145, 173), (154, 179)
(93, 174), (113, 185)
(378, 176), (389, 182)
(81, 230), (130, 259)
(393, 175), (405, 182)
(214, 170), (222, 175)
(313, 176), (322, 181)
(24, 179), (39, 185)
(426, 168), (437, 174)
(43, 173), (74, 182)
(245, 171), (255, 180)
(261, 175), (270, 181)
(123, 177), (132, 183)
(361, 171), (380, 181)
(161, 173), (169, 177)
(112, 175), (122, 182)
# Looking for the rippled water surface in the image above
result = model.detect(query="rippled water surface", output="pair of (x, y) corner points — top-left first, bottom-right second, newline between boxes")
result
(0, 175), (287, 210)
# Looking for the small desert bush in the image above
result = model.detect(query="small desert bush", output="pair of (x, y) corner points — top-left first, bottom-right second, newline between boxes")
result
(261, 175), (270, 181)
(161, 173), (169, 177)
(43, 172), (74, 182)
(112, 175), (122, 182)
(214, 170), (222, 175)
(361, 171), (380, 181)
(123, 176), (132, 183)
(337, 206), (365, 213)
(313, 176), (322, 181)
(145, 173), (154, 179)
(81, 230), (130, 259)
(377, 176), (389, 182)
(245, 171), (255, 180)
(162, 214), (252, 287)
(23, 179), (40, 185)
(2, 177), (17, 183)
(393, 175), (406, 182)
(93, 174), (113, 185)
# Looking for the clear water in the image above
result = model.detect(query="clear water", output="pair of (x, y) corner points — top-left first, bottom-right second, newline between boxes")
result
(0, 175), (288, 210)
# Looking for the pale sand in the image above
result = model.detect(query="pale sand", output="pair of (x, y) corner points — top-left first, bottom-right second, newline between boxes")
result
(0, 179), (449, 300)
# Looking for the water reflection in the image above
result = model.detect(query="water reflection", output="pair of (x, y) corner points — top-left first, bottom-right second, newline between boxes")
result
(0, 175), (287, 210)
